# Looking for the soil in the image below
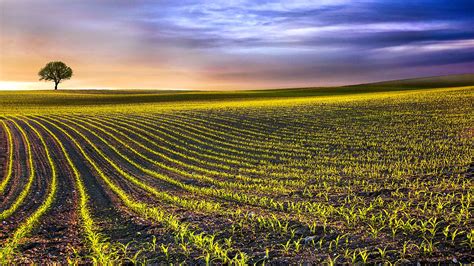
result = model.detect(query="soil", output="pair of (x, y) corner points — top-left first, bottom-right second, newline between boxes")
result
(35, 119), (181, 263)
(0, 121), (50, 244)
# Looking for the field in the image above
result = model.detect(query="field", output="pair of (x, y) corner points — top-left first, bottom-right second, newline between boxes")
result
(0, 82), (473, 264)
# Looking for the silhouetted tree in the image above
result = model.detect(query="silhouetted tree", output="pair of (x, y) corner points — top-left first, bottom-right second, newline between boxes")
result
(38, 61), (73, 90)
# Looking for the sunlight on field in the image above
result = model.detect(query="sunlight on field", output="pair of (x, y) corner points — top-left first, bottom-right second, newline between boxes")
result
(0, 86), (471, 115)
(0, 86), (472, 263)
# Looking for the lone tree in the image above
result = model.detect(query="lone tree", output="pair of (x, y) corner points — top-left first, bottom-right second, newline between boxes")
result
(38, 61), (73, 90)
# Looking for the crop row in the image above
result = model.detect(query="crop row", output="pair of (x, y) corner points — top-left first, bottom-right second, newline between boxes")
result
(0, 87), (472, 263)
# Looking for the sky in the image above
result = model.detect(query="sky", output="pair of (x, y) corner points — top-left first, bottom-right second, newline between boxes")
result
(0, 0), (473, 90)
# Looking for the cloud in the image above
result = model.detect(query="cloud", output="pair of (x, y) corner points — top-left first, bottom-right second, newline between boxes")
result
(0, 0), (473, 89)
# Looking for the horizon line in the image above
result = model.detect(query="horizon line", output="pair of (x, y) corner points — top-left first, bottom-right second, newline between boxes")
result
(0, 73), (473, 92)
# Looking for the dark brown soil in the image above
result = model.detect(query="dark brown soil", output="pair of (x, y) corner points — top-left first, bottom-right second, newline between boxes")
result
(0, 121), (50, 244)
(36, 117), (185, 263)
(0, 122), (27, 211)
(15, 122), (82, 263)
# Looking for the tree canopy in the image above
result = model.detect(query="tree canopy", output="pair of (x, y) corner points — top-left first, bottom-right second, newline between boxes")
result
(38, 61), (73, 90)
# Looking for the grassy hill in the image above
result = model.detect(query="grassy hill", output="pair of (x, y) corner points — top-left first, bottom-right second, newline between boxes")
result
(348, 73), (474, 89)
(0, 74), (472, 115)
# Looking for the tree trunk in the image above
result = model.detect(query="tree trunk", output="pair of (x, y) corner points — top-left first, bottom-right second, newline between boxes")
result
(54, 82), (58, 90)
